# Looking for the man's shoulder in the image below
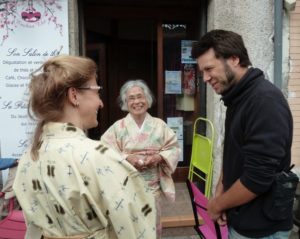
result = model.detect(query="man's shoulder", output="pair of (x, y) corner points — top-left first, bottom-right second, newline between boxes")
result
(252, 76), (285, 100)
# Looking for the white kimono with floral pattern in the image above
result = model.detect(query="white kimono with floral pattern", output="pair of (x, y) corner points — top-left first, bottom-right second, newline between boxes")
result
(13, 122), (156, 239)
(101, 113), (180, 202)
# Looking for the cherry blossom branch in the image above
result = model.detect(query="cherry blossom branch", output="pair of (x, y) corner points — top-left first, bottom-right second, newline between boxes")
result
(41, 0), (63, 35)
(0, 1), (17, 45)
(0, 0), (64, 45)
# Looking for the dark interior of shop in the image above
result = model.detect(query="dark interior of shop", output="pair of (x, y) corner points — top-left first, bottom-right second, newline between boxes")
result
(82, 0), (207, 172)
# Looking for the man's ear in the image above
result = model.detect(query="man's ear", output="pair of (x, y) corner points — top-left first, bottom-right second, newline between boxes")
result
(230, 55), (240, 67)
(66, 87), (78, 107)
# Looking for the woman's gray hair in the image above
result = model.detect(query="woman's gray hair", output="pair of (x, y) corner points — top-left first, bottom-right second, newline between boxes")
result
(119, 79), (154, 111)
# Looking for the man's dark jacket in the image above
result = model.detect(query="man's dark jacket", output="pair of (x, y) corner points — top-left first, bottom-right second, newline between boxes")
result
(221, 67), (293, 237)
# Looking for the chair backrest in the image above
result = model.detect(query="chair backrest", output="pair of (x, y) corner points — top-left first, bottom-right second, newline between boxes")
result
(0, 159), (26, 239)
(0, 197), (26, 239)
(186, 180), (228, 239)
(188, 117), (214, 198)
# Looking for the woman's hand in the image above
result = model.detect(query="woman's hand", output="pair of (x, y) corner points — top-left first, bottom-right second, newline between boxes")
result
(144, 153), (163, 168)
(127, 152), (163, 171)
(126, 155), (146, 171)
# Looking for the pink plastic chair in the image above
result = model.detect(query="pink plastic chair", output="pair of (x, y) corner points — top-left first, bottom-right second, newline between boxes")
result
(186, 180), (228, 239)
(0, 191), (26, 239)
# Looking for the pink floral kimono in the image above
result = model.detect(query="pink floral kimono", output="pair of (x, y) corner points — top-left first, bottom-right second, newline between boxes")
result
(101, 113), (180, 237)
(101, 113), (180, 202)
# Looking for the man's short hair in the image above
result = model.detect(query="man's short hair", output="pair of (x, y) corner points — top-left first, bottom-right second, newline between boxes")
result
(192, 29), (252, 67)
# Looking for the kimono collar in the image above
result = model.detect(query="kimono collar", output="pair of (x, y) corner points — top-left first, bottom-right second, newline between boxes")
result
(127, 112), (151, 130)
(42, 122), (86, 139)
(126, 112), (151, 124)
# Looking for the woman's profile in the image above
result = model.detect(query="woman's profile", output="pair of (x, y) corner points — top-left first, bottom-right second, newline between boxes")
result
(13, 55), (156, 239)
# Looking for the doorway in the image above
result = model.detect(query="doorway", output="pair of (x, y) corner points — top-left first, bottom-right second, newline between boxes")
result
(82, 1), (207, 170)
(85, 18), (157, 138)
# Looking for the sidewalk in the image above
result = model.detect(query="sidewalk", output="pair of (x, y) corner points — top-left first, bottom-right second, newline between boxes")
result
(161, 182), (299, 239)
(162, 227), (299, 239)
(161, 182), (198, 238)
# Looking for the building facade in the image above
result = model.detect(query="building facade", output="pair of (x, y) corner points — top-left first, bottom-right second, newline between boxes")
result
(64, 0), (300, 185)
(288, 0), (300, 171)
(1, 0), (297, 183)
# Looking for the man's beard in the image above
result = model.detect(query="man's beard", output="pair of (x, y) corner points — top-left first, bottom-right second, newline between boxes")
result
(218, 61), (237, 95)
(224, 61), (236, 84)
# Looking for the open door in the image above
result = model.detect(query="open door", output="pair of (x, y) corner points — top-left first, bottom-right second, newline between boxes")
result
(86, 43), (108, 138)
(82, 1), (207, 176)
(86, 19), (157, 138)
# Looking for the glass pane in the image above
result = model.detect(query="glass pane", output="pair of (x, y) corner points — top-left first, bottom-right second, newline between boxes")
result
(162, 23), (198, 166)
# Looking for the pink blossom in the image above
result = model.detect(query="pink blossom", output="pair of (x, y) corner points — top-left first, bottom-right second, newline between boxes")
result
(0, 0), (64, 45)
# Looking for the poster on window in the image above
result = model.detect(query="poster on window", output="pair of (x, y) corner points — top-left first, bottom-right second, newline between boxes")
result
(165, 70), (182, 94)
(0, 0), (69, 159)
(167, 117), (183, 162)
(181, 40), (197, 64)
(182, 64), (196, 95)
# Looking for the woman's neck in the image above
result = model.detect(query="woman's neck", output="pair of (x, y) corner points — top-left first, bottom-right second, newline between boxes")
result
(131, 113), (146, 128)
(60, 105), (84, 130)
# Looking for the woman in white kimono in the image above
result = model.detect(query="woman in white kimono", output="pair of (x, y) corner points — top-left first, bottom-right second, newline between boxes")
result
(101, 80), (180, 238)
(13, 56), (156, 239)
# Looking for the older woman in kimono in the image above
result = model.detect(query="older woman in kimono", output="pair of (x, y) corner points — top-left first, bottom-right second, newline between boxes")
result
(101, 79), (180, 238)
(13, 56), (156, 239)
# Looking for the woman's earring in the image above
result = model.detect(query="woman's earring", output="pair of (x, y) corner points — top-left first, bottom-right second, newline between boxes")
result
(74, 102), (79, 107)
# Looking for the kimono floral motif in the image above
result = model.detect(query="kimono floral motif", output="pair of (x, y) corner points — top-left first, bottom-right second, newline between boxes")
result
(13, 122), (156, 239)
(101, 113), (180, 202)
(135, 133), (148, 142)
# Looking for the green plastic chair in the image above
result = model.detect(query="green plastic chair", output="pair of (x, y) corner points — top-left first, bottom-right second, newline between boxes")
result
(188, 117), (215, 199)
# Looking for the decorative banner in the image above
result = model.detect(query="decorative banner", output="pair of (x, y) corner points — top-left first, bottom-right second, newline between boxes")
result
(0, 0), (69, 158)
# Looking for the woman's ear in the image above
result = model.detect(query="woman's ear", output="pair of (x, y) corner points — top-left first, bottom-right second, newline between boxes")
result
(67, 87), (79, 107)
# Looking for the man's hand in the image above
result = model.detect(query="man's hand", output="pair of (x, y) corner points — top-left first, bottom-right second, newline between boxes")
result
(217, 212), (227, 226)
(208, 179), (257, 223)
(207, 197), (223, 221)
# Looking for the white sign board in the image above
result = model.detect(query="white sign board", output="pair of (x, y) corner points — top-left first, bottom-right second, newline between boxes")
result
(0, 0), (69, 158)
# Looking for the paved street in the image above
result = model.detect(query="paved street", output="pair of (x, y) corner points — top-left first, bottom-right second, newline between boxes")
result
(162, 227), (299, 239)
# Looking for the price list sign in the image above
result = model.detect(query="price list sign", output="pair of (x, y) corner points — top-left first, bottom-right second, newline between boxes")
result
(0, 0), (69, 158)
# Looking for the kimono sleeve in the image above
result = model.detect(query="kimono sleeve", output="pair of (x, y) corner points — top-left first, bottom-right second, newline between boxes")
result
(101, 123), (129, 160)
(92, 148), (156, 238)
(159, 123), (181, 174)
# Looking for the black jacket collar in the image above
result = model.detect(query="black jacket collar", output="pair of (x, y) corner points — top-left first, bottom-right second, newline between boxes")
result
(221, 67), (264, 107)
